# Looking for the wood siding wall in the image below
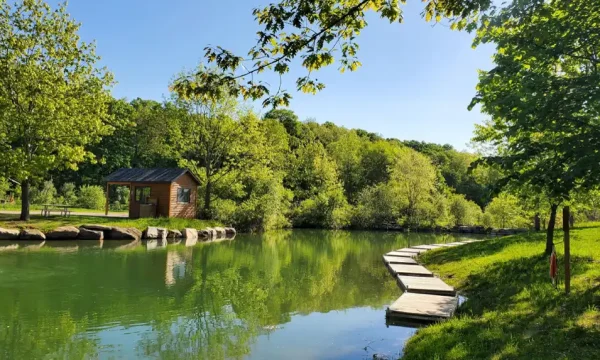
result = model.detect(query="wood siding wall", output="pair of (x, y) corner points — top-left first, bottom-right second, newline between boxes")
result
(129, 182), (171, 218)
(169, 173), (198, 219)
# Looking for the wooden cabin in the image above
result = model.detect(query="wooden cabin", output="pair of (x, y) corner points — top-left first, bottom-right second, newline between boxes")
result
(104, 168), (200, 219)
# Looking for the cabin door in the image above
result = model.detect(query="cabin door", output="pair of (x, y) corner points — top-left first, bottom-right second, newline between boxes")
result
(132, 186), (151, 218)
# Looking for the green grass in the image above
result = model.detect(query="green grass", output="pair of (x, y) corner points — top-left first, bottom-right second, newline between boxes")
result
(0, 214), (221, 232)
(402, 223), (600, 359)
(0, 203), (127, 214)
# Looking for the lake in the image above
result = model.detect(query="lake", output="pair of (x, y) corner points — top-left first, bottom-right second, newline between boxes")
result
(0, 230), (479, 360)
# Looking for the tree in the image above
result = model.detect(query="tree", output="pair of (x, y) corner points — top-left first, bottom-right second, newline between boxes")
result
(172, 0), (501, 106)
(471, 0), (600, 260)
(290, 142), (351, 229)
(171, 68), (244, 218)
(448, 193), (481, 226)
(484, 194), (525, 229)
(390, 147), (438, 228)
(0, 0), (114, 220)
(327, 131), (366, 202)
(353, 183), (402, 229)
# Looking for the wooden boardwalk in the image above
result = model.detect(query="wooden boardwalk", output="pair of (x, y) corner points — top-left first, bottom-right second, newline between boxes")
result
(386, 251), (418, 258)
(384, 238), (485, 323)
(412, 244), (445, 250)
(397, 247), (427, 254)
(382, 255), (418, 265)
(396, 275), (456, 296)
(388, 264), (433, 277)
(387, 293), (458, 321)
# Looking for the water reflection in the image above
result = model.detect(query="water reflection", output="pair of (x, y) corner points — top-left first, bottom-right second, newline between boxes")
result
(0, 230), (481, 359)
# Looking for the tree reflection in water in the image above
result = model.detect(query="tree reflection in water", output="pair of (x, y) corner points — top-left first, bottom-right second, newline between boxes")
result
(0, 230), (472, 359)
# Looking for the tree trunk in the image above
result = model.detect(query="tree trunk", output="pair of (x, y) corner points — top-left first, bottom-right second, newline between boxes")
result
(203, 180), (212, 219)
(563, 206), (571, 294)
(20, 179), (30, 221)
(534, 213), (541, 231)
(569, 213), (575, 228)
(545, 204), (558, 255)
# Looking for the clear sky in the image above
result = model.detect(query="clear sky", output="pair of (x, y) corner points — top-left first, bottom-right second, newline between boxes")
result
(58, 0), (496, 150)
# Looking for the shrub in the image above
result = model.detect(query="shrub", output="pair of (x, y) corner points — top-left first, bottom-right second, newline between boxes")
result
(60, 182), (78, 205)
(294, 186), (351, 229)
(31, 180), (57, 205)
(353, 183), (400, 228)
(78, 185), (105, 210)
(484, 193), (528, 228)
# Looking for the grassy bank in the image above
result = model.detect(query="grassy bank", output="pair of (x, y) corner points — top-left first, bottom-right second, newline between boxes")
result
(0, 204), (127, 214)
(0, 214), (221, 232)
(402, 224), (600, 359)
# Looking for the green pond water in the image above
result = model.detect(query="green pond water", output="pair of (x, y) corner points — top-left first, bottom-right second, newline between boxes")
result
(0, 230), (480, 360)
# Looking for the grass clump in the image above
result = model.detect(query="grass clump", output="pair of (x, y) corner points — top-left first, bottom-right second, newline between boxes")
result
(402, 224), (600, 359)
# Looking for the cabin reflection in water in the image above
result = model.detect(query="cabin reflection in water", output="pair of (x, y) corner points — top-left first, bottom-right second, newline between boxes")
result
(165, 250), (191, 286)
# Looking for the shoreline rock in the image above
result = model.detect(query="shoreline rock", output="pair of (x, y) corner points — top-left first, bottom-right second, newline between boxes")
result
(20, 229), (46, 240)
(78, 228), (104, 240)
(46, 226), (80, 240)
(0, 227), (20, 240)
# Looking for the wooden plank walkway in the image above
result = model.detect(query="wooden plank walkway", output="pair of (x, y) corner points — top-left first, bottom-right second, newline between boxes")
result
(412, 244), (444, 250)
(396, 275), (456, 296)
(383, 238), (487, 323)
(397, 247), (427, 254)
(386, 251), (418, 258)
(388, 264), (433, 277)
(382, 255), (418, 265)
(387, 293), (458, 321)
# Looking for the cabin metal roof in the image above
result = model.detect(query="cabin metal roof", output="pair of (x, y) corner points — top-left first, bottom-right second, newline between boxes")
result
(104, 168), (200, 184)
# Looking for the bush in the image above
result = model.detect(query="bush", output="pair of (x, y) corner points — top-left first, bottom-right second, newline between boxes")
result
(448, 194), (482, 226)
(78, 185), (105, 210)
(353, 183), (400, 228)
(31, 180), (57, 205)
(60, 182), (78, 205)
(484, 193), (528, 228)
(293, 186), (351, 229)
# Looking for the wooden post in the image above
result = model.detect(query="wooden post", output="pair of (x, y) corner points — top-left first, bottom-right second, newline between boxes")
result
(563, 206), (571, 294)
(105, 182), (110, 216)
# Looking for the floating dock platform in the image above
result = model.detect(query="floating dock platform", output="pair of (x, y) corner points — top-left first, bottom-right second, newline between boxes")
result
(384, 238), (485, 323)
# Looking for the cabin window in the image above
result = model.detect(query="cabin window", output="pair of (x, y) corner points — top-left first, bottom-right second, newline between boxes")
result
(135, 187), (151, 204)
(177, 188), (191, 203)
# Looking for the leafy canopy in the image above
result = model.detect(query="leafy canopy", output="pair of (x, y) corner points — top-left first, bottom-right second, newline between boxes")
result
(0, 0), (114, 187)
(173, 0), (499, 107)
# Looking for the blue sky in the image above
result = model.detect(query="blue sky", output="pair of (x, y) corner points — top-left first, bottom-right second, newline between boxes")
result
(60, 0), (495, 150)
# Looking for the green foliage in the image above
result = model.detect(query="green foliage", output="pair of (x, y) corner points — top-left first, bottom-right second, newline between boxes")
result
(0, 0), (114, 219)
(448, 194), (482, 226)
(353, 183), (400, 229)
(390, 147), (438, 228)
(77, 185), (105, 210)
(484, 193), (527, 229)
(31, 180), (57, 205)
(404, 224), (600, 359)
(471, 0), (600, 204)
(0, 178), (10, 198)
(173, 0), (495, 106)
(60, 183), (78, 205)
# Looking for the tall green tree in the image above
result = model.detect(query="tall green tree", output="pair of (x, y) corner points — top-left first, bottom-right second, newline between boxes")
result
(471, 0), (600, 257)
(0, 0), (114, 220)
(390, 147), (438, 228)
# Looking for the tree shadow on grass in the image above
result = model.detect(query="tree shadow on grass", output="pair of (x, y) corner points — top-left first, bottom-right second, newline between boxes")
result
(421, 232), (544, 266)
(402, 253), (600, 359)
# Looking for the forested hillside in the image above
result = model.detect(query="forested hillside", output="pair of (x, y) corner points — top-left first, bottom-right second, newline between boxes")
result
(0, 81), (544, 232)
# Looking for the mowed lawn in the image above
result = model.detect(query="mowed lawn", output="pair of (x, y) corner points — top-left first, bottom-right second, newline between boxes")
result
(403, 224), (600, 359)
(0, 214), (221, 232)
